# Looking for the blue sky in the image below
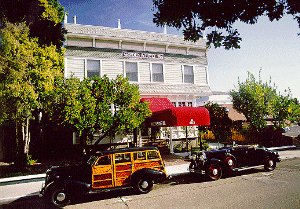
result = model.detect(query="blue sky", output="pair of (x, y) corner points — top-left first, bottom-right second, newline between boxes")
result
(60, 0), (300, 100)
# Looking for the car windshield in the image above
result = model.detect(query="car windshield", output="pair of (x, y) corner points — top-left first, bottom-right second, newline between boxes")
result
(87, 155), (98, 165)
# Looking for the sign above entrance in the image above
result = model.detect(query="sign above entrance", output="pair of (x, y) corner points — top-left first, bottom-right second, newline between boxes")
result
(122, 51), (164, 60)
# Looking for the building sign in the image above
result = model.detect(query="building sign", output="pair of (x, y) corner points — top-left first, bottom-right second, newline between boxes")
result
(151, 121), (166, 126)
(122, 51), (164, 60)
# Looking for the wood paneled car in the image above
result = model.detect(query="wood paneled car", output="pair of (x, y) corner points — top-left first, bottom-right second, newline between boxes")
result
(40, 147), (166, 207)
(189, 145), (281, 181)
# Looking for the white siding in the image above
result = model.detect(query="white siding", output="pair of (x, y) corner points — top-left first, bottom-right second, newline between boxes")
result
(96, 40), (119, 49)
(102, 60), (123, 79)
(139, 62), (150, 83)
(146, 44), (165, 53)
(164, 63), (182, 83)
(189, 48), (204, 56)
(168, 46), (186, 55)
(122, 42), (144, 51)
(194, 65), (208, 85)
(65, 58), (85, 80)
(67, 37), (93, 47)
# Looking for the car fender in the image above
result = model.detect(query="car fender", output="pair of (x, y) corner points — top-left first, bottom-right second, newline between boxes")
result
(206, 158), (222, 167)
(131, 168), (166, 183)
(44, 180), (90, 197)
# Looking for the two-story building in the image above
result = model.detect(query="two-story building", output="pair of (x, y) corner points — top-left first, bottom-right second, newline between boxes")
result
(63, 17), (212, 150)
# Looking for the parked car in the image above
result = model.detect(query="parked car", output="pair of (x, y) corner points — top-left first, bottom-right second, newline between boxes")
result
(40, 147), (166, 207)
(189, 145), (281, 181)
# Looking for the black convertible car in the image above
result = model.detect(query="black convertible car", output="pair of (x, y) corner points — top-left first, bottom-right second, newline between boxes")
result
(189, 145), (281, 180)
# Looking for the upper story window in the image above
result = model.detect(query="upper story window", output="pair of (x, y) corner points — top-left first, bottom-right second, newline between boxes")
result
(183, 65), (194, 84)
(87, 60), (100, 78)
(152, 63), (164, 82)
(125, 62), (138, 82)
(178, 102), (186, 107)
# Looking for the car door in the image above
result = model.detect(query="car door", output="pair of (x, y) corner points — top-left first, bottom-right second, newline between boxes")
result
(92, 154), (114, 190)
(231, 147), (248, 167)
(114, 152), (133, 187)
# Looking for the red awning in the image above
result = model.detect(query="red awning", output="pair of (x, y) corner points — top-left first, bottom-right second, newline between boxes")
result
(140, 97), (174, 112)
(148, 106), (210, 127)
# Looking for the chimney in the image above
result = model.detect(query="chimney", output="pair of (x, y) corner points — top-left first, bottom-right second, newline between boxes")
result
(117, 19), (121, 29)
(73, 15), (77, 24)
(64, 14), (68, 24)
(163, 25), (167, 34)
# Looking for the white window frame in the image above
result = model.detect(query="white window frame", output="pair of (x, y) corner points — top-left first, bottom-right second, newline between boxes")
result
(182, 65), (194, 84)
(85, 59), (101, 78)
(124, 61), (139, 82)
(150, 62), (165, 83)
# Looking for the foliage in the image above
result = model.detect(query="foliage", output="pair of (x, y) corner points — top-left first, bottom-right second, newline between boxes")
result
(230, 72), (277, 131)
(230, 72), (299, 143)
(47, 75), (151, 147)
(27, 155), (38, 166)
(204, 103), (232, 143)
(0, 22), (64, 165)
(271, 92), (300, 126)
(0, 0), (65, 48)
(153, 0), (300, 49)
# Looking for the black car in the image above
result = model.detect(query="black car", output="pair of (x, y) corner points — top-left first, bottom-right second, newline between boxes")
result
(189, 145), (281, 181)
(40, 147), (166, 207)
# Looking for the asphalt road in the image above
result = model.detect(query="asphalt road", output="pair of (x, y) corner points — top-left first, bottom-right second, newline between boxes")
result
(1, 157), (299, 209)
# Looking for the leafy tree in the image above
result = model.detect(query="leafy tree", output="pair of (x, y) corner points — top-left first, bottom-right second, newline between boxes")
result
(204, 102), (232, 144)
(271, 90), (300, 127)
(0, 0), (65, 48)
(230, 72), (277, 132)
(0, 22), (64, 166)
(153, 0), (300, 49)
(47, 75), (151, 153)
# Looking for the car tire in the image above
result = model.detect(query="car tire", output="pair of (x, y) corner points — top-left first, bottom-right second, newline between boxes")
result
(49, 186), (71, 208)
(206, 164), (222, 181)
(133, 177), (153, 194)
(264, 158), (276, 171)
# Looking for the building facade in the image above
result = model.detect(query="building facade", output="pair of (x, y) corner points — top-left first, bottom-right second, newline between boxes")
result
(64, 18), (212, 107)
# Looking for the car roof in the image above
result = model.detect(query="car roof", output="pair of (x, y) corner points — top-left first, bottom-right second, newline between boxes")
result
(95, 146), (159, 155)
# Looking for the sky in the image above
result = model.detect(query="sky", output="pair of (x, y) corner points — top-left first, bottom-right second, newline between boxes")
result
(60, 0), (300, 100)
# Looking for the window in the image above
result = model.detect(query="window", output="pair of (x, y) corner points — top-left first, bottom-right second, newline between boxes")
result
(187, 102), (193, 107)
(125, 62), (138, 82)
(86, 60), (100, 77)
(95, 155), (111, 166)
(147, 151), (159, 159)
(134, 151), (146, 160)
(183, 65), (194, 84)
(115, 153), (131, 163)
(152, 63), (164, 82)
(172, 102), (177, 107)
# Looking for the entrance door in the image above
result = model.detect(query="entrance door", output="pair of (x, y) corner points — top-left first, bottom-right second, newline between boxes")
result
(92, 155), (114, 189)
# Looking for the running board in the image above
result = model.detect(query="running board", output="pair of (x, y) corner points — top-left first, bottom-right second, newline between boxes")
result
(88, 186), (132, 194)
(234, 165), (264, 172)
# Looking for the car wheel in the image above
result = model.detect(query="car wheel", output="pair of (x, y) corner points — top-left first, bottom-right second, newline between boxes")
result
(264, 158), (276, 171)
(133, 177), (153, 194)
(206, 164), (222, 181)
(49, 187), (71, 208)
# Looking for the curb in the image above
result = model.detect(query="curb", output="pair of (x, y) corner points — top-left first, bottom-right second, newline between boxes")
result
(0, 174), (45, 186)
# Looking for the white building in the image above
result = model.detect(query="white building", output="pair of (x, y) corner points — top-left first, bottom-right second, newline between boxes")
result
(64, 17), (212, 107)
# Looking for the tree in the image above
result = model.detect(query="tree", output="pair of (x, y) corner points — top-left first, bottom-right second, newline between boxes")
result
(271, 90), (300, 127)
(230, 72), (300, 144)
(0, 0), (65, 48)
(204, 103), (232, 145)
(153, 0), (300, 49)
(47, 75), (151, 153)
(0, 22), (64, 166)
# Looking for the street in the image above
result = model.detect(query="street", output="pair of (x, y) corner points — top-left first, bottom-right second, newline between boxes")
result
(1, 156), (299, 209)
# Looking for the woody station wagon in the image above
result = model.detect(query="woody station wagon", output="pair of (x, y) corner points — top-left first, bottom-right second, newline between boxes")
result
(40, 147), (166, 207)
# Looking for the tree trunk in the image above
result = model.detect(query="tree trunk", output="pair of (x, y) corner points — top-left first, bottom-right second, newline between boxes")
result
(15, 121), (27, 168)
